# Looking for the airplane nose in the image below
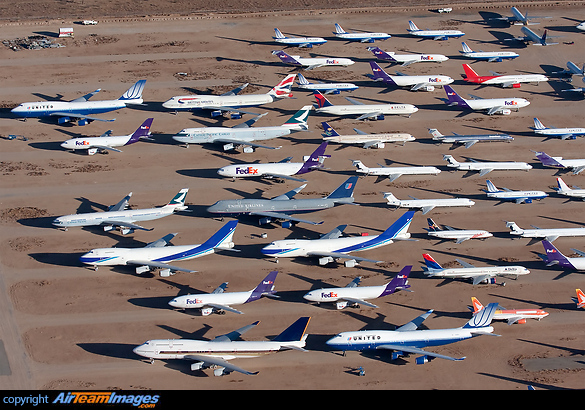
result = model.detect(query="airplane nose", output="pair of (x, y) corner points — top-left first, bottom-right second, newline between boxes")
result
(217, 168), (228, 176)
(303, 291), (317, 302)
(168, 298), (181, 308)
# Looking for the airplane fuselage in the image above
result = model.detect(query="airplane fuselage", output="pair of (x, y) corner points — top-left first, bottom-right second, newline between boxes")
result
(425, 266), (529, 279)
(304, 284), (393, 304)
(487, 190), (548, 201)
(376, 52), (449, 64)
(316, 104), (418, 116)
(492, 309), (549, 322)
(511, 227), (585, 239)
(535, 128), (585, 138)
(286, 56), (355, 68)
(60, 134), (132, 151)
(434, 134), (513, 145)
(466, 97), (530, 112)
(386, 198), (475, 210)
(335, 32), (392, 42)
(298, 83), (359, 92)
(169, 291), (255, 310)
(448, 161), (532, 172)
(356, 166), (440, 177)
(324, 133), (415, 145)
(409, 30), (465, 39)
(465, 74), (548, 87)
(460, 51), (519, 61)
(207, 198), (346, 217)
(52, 206), (178, 229)
(428, 230), (492, 241)
(11, 99), (130, 118)
(162, 94), (275, 111)
(274, 37), (327, 46)
(387, 75), (454, 88)
(172, 126), (295, 145)
(218, 162), (304, 178)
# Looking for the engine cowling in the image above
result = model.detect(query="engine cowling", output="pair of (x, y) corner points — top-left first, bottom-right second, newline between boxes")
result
(500, 108), (512, 115)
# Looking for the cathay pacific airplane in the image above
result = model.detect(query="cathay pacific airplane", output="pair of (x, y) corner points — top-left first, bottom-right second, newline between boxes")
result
(272, 28), (327, 48)
(369, 61), (453, 92)
(443, 85), (530, 115)
(407, 20), (465, 40)
(332, 23), (391, 43)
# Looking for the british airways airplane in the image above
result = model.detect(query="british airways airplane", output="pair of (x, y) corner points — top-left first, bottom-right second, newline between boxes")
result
(272, 28), (327, 48)
(407, 20), (465, 40)
(332, 23), (391, 43)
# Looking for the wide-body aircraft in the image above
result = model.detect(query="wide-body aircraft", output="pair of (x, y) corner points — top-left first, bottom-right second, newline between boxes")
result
(296, 73), (358, 94)
(530, 117), (585, 140)
(490, 7), (551, 25)
(459, 42), (519, 62)
(352, 160), (440, 182)
(383, 192), (475, 214)
(367, 46), (448, 66)
(443, 85), (530, 115)
(554, 177), (585, 200)
(506, 221), (585, 242)
(272, 50), (354, 70)
(443, 154), (532, 176)
(322, 122), (415, 148)
(469, 297), (548, 325)
(369, 61), (453, 92)
(407, 20), (465, 40)
(484, 179), (548, 204)
(533, 151), (585, 174)
(333, 23), (391, 42)
(272, 28), (326, 47)
(313, 91), (418, 120)
(513, 26), (558, 46)
(425, 218), (492, 244)
(539, 240), (585, 271)
(461, 64), (548, 88)
(429, 128), (513, 148)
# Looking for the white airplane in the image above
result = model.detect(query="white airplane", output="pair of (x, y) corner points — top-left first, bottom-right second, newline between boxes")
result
(326, 303), (499, 364)
(491, 7), (551, 26)
(168, 271), (279, 315)
(512, 26), (558, 46)
(60, 118), (153, 155)
(469, 297), (549, 325)
(554, 177), (585, 200)
(333, 23), (391, 43)
(303, 266), (411, 309)
(428, 128), (514, 149)
(368, 61), (453, 92)
(383, 192), (475, 215)
(530, 117), (585, 140)
(422, 253), (530, 285)
(272, 28), (326, 48)
(425, 217), (492, 244)
(533, 151), (585, 174)
(295, 73), (358, 94)
(539, 240), (585, 271)
(577, 21), (585, 31)
(162, 74), (295, 117)
(272, 50), (354, 70)
(506, 221), (585, 242)
(407, 20), (465, 40)
(52, 188), (189, 234)
(314, 91), (418, 121)
(80, 220), (238, 276)
(134, 317), (310, 376)
(351, 159), (441, 182)
(443, 85), (530, 115)
(321, 122), (415, 149)
(11, 80), (146, 126)
(461, 64), (548, 88)
(367, 46), (449, 66)
(484, 179), (548, 204)
(459, 42), (519, 62)
(443, 154), (532, 177)
(572, 289), (585, 308)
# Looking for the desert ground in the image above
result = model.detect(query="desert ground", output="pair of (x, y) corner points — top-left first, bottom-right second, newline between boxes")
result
(1, 1), (584, 391)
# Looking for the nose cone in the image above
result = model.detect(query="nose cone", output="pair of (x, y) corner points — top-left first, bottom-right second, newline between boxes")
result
(11, 105), (24, 115)
(411, 105), (419, 113)
(162, 99), (175, 109)
(52, 218), (63, 227)
(168, 298), (182, 308)
(303, 291), (318, 302)
(206, 201), (223, 214)
(217, 167), (228, 176)
(325, 334), (344, 347)
(133, 343), (152, 358)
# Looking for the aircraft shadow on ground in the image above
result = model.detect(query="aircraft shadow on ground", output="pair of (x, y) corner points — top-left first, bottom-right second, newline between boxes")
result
(29, 252), (85, 267)
(77, 343), (138, 361)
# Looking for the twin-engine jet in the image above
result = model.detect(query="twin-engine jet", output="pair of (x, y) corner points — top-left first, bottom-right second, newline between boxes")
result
(443, 154), (532, 176)
(461, 64), (548, 88)
(333, 23), (391, 43)
(443, 85), (530, 115)
(313, 91), (418, 121)
(530, 117), (585, 140)
(367, 46), (448, 67)
(425, 218), (492, 244)
(469, 297), (548, 325)
(322, 122), (415, 148)
(459, 42), (519, 62)
(368, 61), (453, 92)
(272, 50), (355, 70)
(490, 7), (551, 26)
(484, 179), (548, 204)
(295, 73), (359, 94)
(352, 160), (441, 182)
(407, 20), (465, 40)
(272, 28), (327, 48)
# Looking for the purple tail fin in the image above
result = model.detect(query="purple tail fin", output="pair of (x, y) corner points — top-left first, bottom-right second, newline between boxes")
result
(380, 266), (412, 296)
(534, 151), (565, 168)
(369, 61), (395, 85)
(367, 46), (395, 62)
(297, 141), (330, 175)
(541, 240), (574, 269)
(444, 85), (471, 109)
(127, 118), (153, 144)
(272, 50), (301, 65)
(246, 271), (278, 303)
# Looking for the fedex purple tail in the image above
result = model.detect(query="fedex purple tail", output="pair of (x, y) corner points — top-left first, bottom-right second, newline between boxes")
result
(369, 61), (395, 85)
(367, 46), (396, 62)
(297, 141), (330, 175)
(127, 118), (154, 145)
(541, 240), (574, 269)
(246, 270), (278, 303)
(443, 85), (471, 109)
(532, 151), (565, 168)
(380, 266), (412, 296)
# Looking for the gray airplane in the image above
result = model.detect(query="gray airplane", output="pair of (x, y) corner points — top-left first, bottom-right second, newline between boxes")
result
(207, 176), (358, 227)
(428, 128), (513, 149)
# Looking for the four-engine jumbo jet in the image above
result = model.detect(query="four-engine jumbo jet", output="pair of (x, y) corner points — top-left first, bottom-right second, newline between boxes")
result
(260, 211), (415, 266)
(469, 297), (549, 325)
(407, 20), (465, 40)
(443, 154), (532, 176)
(539, 240), (585, 271)
(332, 23), (392, 43)
(133, 317), (311, 376)
(168, 271), (279, 315)
(533, 151), (585, 174)
(296, 73), (359, 94)
(459, 42), (519, 62)
(506, 221), (585, 242)
(11, 80), (146, 126)
(422, 253), (530, 285)
(367, 46), (449, 67)
(461, 64), (548, 88)
(383, 192), (475, 214)
(80, 220), (239, 276)
(272, 50), (355, 70)
(513, 26), (558, 46)
(272, 28), (327, 48)
(554, 177), (585, 200)
(484, 179), (548, 204)
(60, 118), (153, 155)
(326, 303), (499, 364)
(368, 61), (454, 92)
(352, 159), (441, 182)
(443, 85), (530, 115)
(425, 217), (493, 244)
(428, 128), (514, 149)
(322, 122), (415, 148)
(303, 266), (411, 309)
(530, 117), (585, 140)
(52, 188), (189, 235)
(313, 91), (418, 120)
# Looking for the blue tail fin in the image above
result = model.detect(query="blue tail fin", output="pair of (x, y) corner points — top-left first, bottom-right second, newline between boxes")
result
(422, 253), (442, 270)
(462, 303), (497, 328)
(326, 176), (358, 200)
(321, 121), (339, 137)
(272, 317), (311, 342)
(118, 79), (146, 103)
(379, 211), (415, 238)
(127, 118), (153, 144)
(200, 220), (238, 250)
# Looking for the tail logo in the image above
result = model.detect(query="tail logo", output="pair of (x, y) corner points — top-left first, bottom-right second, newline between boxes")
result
(345, 183), (353, 190)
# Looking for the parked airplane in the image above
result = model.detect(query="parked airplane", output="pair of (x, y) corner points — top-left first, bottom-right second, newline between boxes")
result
(443, 154), (532, 176)
(11, 79), (146, 125)
(162, 74), (295, 117)
(296, 73), (358, 94)
(513, 26), (558, 46)
(303, 266), (411, 309)
(459, 42), (519, 62)
(484, 179), (548, 204)
(506, 221), (585, 242)
(60, 118), (153, 155)
(422, 253), (530, 285)
(367, 46), (449, 66)
(80, 220), (238, 276)
(490, 6), (551, 25)
(133, 317), (310, 376)
(560, 63), (585, 94)
(313, 91), (418, 120)
(261, 211), (415, 266)
(352, 159), (440, 182)
(383, 192), (475, 214)
(322, 122), (415, 148)
(469, 297), (549, 325)
(272, 28), (327, 47)
(333, 23), (391, 42)
(572, 289), (585, 308)
(52, 188), (189, 234)
(368, 61), (453, 92)
(326, 303), (499, 364)
(539, 240), (585, 270)
(172, 105), (311, 152)
(168, 271), (279, 315)
(533, 151), (585, 174)
(461, 64), (548, 88)
(425, 218), (492, 244)
(554, 177), (585, 200)
(429, 128), (514, 148)
(443, 85), (530, 115)
(530, 117), (585, 140)
(206, 176), (358, 227)
(407, 20), (465, 40)
(577, 21), (585, 31)
(272, 50), (355, 70)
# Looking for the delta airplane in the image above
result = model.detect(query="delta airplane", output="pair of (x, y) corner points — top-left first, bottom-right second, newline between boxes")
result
(260, 211), (415, 266)
(296, 73), (359, 94)
(422, 253), (530, 285)
(162, 74), (295, 117)
(133, 317), (310, 376)
(530, 117), (585, 140)
(459, 42), (519, 62)
(168, 271), (279, 315)
(443, 154), (532, 176)
(80, 220), (238, 276)
(326, 303), (499, 364)
(491, 7), (551, 26)
(272, 28), (327, 48)
(206, 176), (358, 227)
(461, 64), (548, 88)
(512, 26), (558, 46)
(60, 118), (153, 155)
(368, 61), (453, 92)
(367, 46), (449, 67)
(11, 79), (146, 125)
(429, 128), (513, 149)
(506, 221), (585, 242)
(272, 50), (355, 70)
(484, 179), (548, 204)
(383, 192), (475, 214)
(322, 122), (415, 148)
(533, 151), (585, 174)
(443, 85), (530, 115)
(554, 177), (585, 200)
(352, 160), (441, 182)
(172, 105), (311, 152)
(572, 289), (585, 308)
(332, 23), (391, 43)
(539, 240), (585, 271)
(217, 141), (330, 182)
(52, 188), (189, 234)
(313, 91), (418, 121)
(303, 266), (411, 309)
(469, 297), (548, 325)
(407, 20), (465, 40)
(425, 218), (492, 244)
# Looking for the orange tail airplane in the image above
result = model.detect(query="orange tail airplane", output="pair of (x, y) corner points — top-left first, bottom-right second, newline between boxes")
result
(470, 297), (549, 325)
(572, 289), (585, 309)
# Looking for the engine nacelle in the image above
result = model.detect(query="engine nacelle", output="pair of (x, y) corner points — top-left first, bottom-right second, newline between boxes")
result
(318, 256), (334, 266)
(103, 225), (114, 232)
(524, 198), (532, 204)
(222, 143), (235, 151)
(201, 307), (214, 316)
(517, 318), (527, 324)
(424, 85), (435, 92)
(211, 110), (223, 118)
(500, 108), (512, 115)
(213, 367), (228, 376)
(191, 362), (204, 371)
(281, 220), (292, 229)
(135, 265), (150, 275)
(375, 114), (385, 120)
(331, 89), (341, 95)
(415, 355), (429, 365)
(243, 146), (254, 154)
(512, 83), (521, 88)
(229, 113), (242, 120)
(58, 116), (71, 124)
(336, 301), (348, 310)
(344, 259), (358, 268)
(77, 118), (90, 126)
(259, 217), (272, 225)
(159, 269), (174, 277)
(120, 228), (134, 235)
(87, 148), (98, 155)
(391, 351), (404, 360)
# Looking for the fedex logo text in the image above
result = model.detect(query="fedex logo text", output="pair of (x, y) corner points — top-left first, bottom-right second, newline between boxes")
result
(185, 298), (203, 304)
(235, 167), (259, 175)
(321, 292), (338, 299)
(505, 101), (518, 106)
(421, 56), (434, 60)
(75, 140), (90, 146)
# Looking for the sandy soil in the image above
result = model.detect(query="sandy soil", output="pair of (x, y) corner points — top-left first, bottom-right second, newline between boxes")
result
(1, 1), (584, 391)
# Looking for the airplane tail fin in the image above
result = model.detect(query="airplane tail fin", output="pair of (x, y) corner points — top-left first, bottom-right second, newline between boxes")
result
(428, 128), (444, 140)
(532, 117), (547, 130)
(470, 297), (484, 314)
(444, 85), (470, 108)
(462, 63), (480, 80)
(351, 160), (369, 172)
(462, 302), (497, 329)
(201, 220), (239, 251)
(281, 105), (312, 130)
(273, 28), (286, 39)
(118, 79), (146, 104)
(426, 217), (442, 232)
(555, 177), (572, 193)
(313, 90), (334, 108)
(380, 211), (415, 239)
(383, 192), (400, 205)
(272, 317), (311, 342)
(247, 270), (278, 302)
(485, 179), (500, 193)
(321, 121), (340, 137)
(163, 188), (189, 210)
(575, 289), (585, 308)
(380, 266), (412, 296)
(408, 20), (420, 32)
(533, 151), (564, 168)
(505, 221), (523, 234)
(541, 240), (570, 266)
(296, 73), (310, 85)
(325, 176), (358, 201)
(334, 23), (347, 34)
(367, 46), (396, 61)
(460, 41), (474, 53)
(422, 253), (443, 271)
(541, 29), (548, 45)
(369, 61), (394, 83)
(297, 141), (330, 174)
(272, 50), (301, 65)
(127, 118), (153, 144)
(443, 154), (459, 166)
(268, 74), (296, 98)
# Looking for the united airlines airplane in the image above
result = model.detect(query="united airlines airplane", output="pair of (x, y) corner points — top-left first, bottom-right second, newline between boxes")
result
(272, 28), (327, 48)
(407, 20), (465, 40)
(530, 117), (585, 140)
(484, 179), (548, 204)
(295, 73), (359, 94)
(332, 23), (391, 43)
(459, 42), (519, 62)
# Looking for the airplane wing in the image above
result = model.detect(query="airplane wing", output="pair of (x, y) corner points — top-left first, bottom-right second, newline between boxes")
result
(455, 236), (472, 244)
(250, 210), (324, 226)
(211, 282), (228, 294)
(544, 235), (559, 242)
(101, 220), (153, 232)
(401, 60), (418, 67)
(478, 168), (494, 177)
(213, 321), (260, 342)
(185, 354), (258, 376)
(70, 89), (101, 103)
(88, 144), (123, 152)
(201, 106), (261, 116)
(570, 248), (585, 258)
(205, 303), (244, 315)
(345, 97), (365, 105)
(420, 205), (436, 215)
(376, 343), (465, 361)
(220, 83), (249, 96)
(108, 192), (132, 212)
(144, 233), (177, 248)
(395, 309), (433, 332)
(320, 224), (348, 240)
(500, 81), (519, 88)
(472, 274), (494, 285)
(387, 173), (403, 182)
(463, 140), (479, 148)
(305, 250), (383, 263)
(345, 276), (361, 288)
(125, 259), (196, 273)
(99, 130), (113, 138)
(455, 259), (476, 269)
(50, 112), (115, 122)
(271, 184), (306, 200)
(356, 112), (383, 121)
(305, 64), (325, 70)
(263, 173), (307, 183)
(410, 83), (427, 91)
(515, 198), (529, 204)
(486, 106), (504, 116)
(363, 140), (384, 149)
(353, 128), (368, 135)
(231, 113), (268, 129)
(213, 138), (281, 150)
(571, 165), (585, 175)
(506, 316), (523, 326)
(341, 297), (379, 308)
